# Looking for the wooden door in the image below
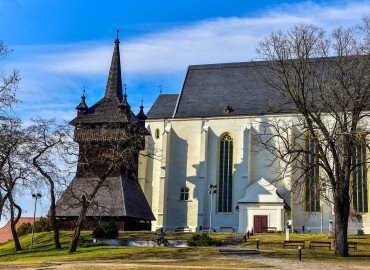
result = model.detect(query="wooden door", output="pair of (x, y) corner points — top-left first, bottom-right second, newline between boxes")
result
(253, 215), (268, 233)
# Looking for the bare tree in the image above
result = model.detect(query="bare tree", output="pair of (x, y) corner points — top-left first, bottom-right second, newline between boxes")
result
(0, 41), (19, 114)
(0, 120), (28, 251)
(26, 118), (72, 249)
(0, 41), (20, 222)
(254, 19), (370, 256)
(64, 123), (149, 253)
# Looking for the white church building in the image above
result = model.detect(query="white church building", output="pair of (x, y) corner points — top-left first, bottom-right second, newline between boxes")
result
(138, 62), (370, 234)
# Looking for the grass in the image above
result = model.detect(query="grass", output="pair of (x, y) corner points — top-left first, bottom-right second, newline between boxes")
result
(241, 232), (370, 263)
(0, 230), (369, 267)
(0, 231), (233, 263)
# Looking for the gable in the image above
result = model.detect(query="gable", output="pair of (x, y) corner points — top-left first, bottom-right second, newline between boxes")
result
(238, 178), (284, 204)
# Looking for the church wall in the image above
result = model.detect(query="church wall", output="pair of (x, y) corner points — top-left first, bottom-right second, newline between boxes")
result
(145, 113), (370, 233)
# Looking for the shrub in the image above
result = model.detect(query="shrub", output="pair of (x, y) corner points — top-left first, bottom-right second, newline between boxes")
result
(187, 233), (223, 246)
(17, 222), (32, 236)
(34, 218), (51, 232)
(92, 222), (118, 239)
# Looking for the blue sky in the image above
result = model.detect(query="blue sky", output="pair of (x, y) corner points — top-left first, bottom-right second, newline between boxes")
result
(0, 0), (370, 223)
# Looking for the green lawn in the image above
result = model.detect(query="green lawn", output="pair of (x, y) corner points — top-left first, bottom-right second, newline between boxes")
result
(0, 230), (369, 265)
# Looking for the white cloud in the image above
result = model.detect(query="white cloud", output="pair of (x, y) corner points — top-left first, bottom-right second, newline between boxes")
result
(20, 1), (370, 77)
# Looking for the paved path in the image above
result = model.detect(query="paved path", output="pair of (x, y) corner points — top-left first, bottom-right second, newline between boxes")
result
(233, 254), (369, 270)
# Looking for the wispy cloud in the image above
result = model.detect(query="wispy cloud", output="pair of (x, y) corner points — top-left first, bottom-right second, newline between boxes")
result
(9, 1), (370, 121)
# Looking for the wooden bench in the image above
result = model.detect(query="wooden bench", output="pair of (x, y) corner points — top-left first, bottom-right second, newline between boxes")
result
(262, 226), (277, 233)
(200, 226), (211, 233)
(348, 242), (357, 251)
(220, 226), (235, 232)
(283, 240), (305, 249)
(175, 227), (192, 232)
(309, 241), (332, 250)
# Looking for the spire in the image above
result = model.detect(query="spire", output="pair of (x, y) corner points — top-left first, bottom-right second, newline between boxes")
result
(104, 29), (123, 101)
(76, 86), (89, 115)
(137, 99), (147, 121)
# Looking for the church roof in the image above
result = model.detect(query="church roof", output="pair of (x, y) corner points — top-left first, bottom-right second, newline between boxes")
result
(173, 61), (295, 118)
(147, 61), (295, 119)
(147, 94), (179, 119)
(56, 176), (155, 221)
(70, 35), (137, 125)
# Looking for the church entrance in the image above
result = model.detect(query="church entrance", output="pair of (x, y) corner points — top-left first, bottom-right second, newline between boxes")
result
(253, 215), (268, 233)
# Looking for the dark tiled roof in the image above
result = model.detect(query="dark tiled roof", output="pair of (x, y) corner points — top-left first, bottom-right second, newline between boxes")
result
(70, 37), (136, 125)
(56, 176), (155, 220)
(147, 94), (179, 119)
(173, 61), (294, 118)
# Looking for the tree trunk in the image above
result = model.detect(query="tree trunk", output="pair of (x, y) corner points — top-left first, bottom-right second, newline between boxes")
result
(9, 196), (22, 251)
(49, 183), (62, 249)
(68, 196), (88, 253)
(334, 189), (350, 257)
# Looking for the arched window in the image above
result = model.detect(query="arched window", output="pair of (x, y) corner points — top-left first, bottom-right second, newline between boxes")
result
(154, 128), (160, 139)
(218, 133), (233, 213)
(180, 187), (189, 201)
(304, 134), (320, 212)
(352, 135), (368, 213)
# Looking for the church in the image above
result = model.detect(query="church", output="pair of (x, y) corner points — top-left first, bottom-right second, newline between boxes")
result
(57, 34), (370, 234)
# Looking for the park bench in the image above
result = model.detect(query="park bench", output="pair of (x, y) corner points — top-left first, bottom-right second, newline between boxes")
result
(262, 226), (277, 233)
(283, 240), (305, 249)
(199, 226), (211, 233)
(220, 226), (236, 232)
(309, 241), (332, 250)
(175, 226), (192, 232)
(348, 242), (357, 251)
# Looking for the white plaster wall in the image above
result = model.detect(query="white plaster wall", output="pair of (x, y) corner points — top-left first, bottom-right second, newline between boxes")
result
(238, 204), (285, 233)
(143, 113), (370, 233)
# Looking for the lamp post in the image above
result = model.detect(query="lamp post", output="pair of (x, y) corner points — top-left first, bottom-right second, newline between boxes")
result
(30, 193), (42, 251)
(208, 184), (217, 234)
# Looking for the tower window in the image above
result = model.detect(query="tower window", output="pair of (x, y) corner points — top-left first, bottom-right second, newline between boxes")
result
(154, 128), (160, 139)
(352, 136), (368, 213)
(218, 133), (233, 213)
(180, 187), (189, 201)
(304, 134), (320, 212)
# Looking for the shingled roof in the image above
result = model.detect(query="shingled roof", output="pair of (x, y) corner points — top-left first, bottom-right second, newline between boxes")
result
(70, 36), (137, 125)
(147, 94), (179, 119)
(56, 176), (155, 220)
(173, 61), (295, 118)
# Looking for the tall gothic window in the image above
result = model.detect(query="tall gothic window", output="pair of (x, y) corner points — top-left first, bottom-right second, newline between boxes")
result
(304, 134), (321, 212)
(352, 136), (368, 213)
(218, 133), (233, 213)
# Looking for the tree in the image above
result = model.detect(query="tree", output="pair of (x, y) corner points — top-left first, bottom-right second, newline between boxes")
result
(254, 19), (370, 256)
(65, 123), (148, 253)
(26, 118), (71, 250)
(0, 120), (28, 251)
(0, 41), (20, 223)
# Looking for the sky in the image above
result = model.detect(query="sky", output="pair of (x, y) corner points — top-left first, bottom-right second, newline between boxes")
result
(0, 0), (370, 224)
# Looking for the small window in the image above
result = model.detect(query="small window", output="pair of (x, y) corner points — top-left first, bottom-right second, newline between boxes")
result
(154, 128), (160, 139)
(180, 187), (189, 201)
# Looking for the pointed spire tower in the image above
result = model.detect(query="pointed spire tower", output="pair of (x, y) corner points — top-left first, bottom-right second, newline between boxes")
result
(57, 30), (155, 229)
(104, 30), (123, 101)
(136, 99), (147, 128)
(76, 86), (88, 116)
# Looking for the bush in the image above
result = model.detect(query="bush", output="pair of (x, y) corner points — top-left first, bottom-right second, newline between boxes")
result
(16, 218), (51, 236)
(17, 222), (32, 236)
(34, 218), (51, 232)
(187, 233), (223, 247)
(92, 222), (118, 239)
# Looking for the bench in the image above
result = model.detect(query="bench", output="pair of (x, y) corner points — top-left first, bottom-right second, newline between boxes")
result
(199, 226), (211, 233)
(309, 241), (332, 250)
(283, 240), (305, 249)
(348, 242), (357, 251)
(262, 226), (277, 233)
(175, 226), (192, 232)
(220, 226), (236, 232)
